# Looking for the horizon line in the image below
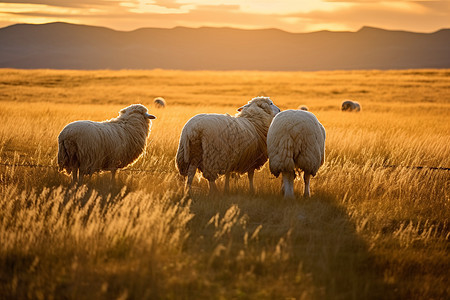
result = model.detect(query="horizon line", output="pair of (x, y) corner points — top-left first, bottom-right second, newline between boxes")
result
(2, 21), (449, 35)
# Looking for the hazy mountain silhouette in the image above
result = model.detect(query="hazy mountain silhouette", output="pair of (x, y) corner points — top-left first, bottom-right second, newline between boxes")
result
(0, 22), (449, 70)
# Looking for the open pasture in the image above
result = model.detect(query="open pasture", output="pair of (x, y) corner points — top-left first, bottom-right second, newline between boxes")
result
(0, 69), (449, 299)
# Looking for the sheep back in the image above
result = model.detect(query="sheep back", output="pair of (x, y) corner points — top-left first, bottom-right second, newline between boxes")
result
(154, 97), (166, 108)
(341, 100), (354, 111)
(176, 113), (268, 181)
(268, 110), (325, 177)
(342, 100), (361, 112)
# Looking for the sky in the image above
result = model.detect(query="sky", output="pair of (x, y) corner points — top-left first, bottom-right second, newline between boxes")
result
(0, 0), (449, 33)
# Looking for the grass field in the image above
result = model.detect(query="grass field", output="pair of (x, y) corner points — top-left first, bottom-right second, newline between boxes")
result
(0, 69), (449, 299)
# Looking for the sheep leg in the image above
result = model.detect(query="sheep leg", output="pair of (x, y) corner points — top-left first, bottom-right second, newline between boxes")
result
(185, 164), (197, 192)
(282, 171), (295, 199)
(208, 180), (219, 196)
(303, 172), (311, 198)
(224, 173), (230, 194)
(248, 170), (255, 194)
(71, 168), (78, 185)
(77, 170), (85, 185)
(111, 170), (117, 185)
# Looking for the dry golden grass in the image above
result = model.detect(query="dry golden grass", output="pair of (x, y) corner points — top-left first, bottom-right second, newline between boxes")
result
(0, 69), (449, 299)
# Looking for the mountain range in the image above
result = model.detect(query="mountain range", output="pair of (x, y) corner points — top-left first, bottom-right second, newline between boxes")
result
(0, 22), (449, 70)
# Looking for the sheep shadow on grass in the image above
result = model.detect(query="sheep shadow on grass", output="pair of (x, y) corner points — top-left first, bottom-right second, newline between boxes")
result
(186, 191), (399, 299)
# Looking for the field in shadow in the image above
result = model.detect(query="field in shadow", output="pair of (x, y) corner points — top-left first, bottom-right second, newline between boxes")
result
(185, 190), (399, 299)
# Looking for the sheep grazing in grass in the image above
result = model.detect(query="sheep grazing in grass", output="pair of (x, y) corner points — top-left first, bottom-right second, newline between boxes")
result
(267, 110), (326, 198)
(58, 104), (156, 184)
(341, 100), (361, 112)
(298, 105), (309, 111)
(154, 97), (166, 108)
(176, 96), (281, 195)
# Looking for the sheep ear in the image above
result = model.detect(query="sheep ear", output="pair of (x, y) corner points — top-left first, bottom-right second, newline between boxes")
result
(145, 113), (156, 119)
(237, 104), (249, 112)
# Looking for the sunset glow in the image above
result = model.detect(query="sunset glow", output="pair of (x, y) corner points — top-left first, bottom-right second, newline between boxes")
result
(0, 0), (449, 32)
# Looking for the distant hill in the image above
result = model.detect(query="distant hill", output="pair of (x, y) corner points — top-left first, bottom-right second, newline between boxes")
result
(0, 22), (449, 70)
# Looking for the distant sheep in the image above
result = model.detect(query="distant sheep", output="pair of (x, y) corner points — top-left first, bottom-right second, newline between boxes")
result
(58, 104), (156, 183)
(341, 100), (361, 112)
(298, 105), (308, 111)
(154, 97), (166, 108)
(176, 96), (281, 195)
(267, 110), (326, 198)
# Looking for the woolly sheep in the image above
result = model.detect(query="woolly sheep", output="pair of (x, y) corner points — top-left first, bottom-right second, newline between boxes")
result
(154, 97), (166, 108)
(267, 110), (326, 198)
(298, 105), (308, 111)
(341, 100), (361, 112)
(58, 104), (156, 183)
(176, 96), (281, 195)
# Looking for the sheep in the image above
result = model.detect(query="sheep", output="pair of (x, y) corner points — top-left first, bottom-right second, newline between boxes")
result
(341, 100), (361, 112)
(57, 104), (156, 184)
(154, 97), (166, 108)
(176, 96), (281, 195)
(267, 110), (326, 198)
(298, 105), (309, 111)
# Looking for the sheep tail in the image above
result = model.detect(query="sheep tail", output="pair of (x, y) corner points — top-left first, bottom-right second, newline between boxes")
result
(57, 139), (69, 172)
(175, 132), (190, 176)
(57, 139), (77, 174)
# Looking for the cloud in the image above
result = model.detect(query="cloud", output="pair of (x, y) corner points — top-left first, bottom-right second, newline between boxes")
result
(194, 4), (240, 12)
(0, 0), (112, 8)
(324, 0), (418, 2)
(413, 0), (450, 12)
(1, 2), (316, 32)
(0, 0), (449, 32)
(289, 1), (450, 32)
(323, 0), (450, 14)
(150, 0), (186, 9)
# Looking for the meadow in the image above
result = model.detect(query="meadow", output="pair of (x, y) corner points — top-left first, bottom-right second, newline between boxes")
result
(0, 69), (449, 299)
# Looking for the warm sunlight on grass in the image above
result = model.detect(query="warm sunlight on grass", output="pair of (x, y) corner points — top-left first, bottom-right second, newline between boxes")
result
(0, 69), (449, 299)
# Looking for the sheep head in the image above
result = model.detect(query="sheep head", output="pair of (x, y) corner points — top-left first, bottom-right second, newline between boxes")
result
(119, 104), (156, 119)
(237, 96), (280, 117)
(341, 100), (356, 112)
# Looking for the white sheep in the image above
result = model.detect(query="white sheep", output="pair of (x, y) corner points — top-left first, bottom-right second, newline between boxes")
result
(176, 96), (281, 195)
(267, 110), (326, 198)
(298, 105), (308, 111)
(154, 97), (166, 108)
(341, 100), (361, 112)
(57, 104), (156, 183)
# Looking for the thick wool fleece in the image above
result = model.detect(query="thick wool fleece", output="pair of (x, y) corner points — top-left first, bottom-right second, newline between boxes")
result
(176, 97), (278, 182)
(267, 110), (326, 177)
(58, 104), (154, 177)
(154, 97), (166, 108)
(341, 100), (361, 112)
